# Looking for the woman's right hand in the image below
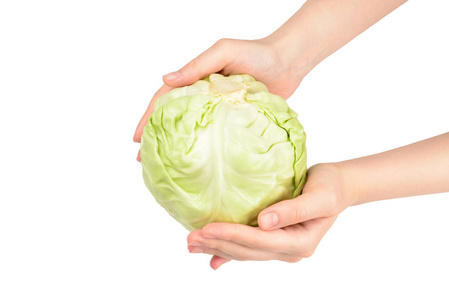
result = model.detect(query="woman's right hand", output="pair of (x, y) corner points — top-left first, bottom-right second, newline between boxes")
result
(133, 0), (409, 161)
(133, 37), (311, 161)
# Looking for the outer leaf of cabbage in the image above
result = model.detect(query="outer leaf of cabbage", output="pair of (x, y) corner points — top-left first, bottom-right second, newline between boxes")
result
(140, 74), (307, 231)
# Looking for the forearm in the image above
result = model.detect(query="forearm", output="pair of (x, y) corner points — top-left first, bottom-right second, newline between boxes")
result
(264, 0), (408, 75)
(336, 133), (449, 205)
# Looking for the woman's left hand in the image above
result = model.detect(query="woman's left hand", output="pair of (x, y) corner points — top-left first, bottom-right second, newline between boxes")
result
(187, 163), (354, 270)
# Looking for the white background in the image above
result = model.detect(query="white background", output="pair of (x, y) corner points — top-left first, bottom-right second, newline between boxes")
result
(1, 0), (448, 299)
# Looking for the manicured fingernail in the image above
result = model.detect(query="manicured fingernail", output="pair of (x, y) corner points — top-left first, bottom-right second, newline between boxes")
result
(260, 212), (278, 229)
(163, 71), (180, 81)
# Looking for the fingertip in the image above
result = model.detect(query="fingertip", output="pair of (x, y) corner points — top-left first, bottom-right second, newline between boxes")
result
(258, 211), (279, 230)
(257, 211), (279, 230)
(162, 71), (182, 86)
(201, 224), (216, 238)
(210, 256), (230, 270)
(133, 125), (142, 143)
(186, 229), (203, 244)
(133, 122), (145, 143)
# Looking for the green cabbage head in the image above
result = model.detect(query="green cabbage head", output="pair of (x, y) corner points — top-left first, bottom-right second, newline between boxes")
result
(141, 74), (307, 231)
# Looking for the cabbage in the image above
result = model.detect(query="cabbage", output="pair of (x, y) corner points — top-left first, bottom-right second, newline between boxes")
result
(140, 74), (307, 231)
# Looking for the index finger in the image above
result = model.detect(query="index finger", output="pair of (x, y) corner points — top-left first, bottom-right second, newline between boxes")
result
(133, 84), (173, 143)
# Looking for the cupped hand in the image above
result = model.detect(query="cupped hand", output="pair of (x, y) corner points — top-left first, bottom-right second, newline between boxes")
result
(187, 163), (354, 270)
(133, 38), (308, 161)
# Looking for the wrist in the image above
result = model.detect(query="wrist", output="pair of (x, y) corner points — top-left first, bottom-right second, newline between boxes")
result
(261, 25), (321, 79)
(260, 32), (319, 82)
(333, 161), (361, 207)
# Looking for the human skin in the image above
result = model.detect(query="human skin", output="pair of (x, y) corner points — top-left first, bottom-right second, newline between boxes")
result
(131, 0), (448, 270)
(133, 0), (408, 160)
(187, 133), (449, 269)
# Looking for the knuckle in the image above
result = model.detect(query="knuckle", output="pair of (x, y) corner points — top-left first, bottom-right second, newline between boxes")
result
(215, 38), (232, 48)
(285, 256), (302, 263)
(288, 233), (315, 258)
(301, 249), (315, 258)
(187, 57), (200, 70)
(250, 238), (266, 251)
(300, 244), (316, 258)
(293, 204), (307, 223)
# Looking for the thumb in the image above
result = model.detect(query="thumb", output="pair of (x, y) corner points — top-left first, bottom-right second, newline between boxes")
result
(162, 39), (234, 87)
(258, 193), (333, 230)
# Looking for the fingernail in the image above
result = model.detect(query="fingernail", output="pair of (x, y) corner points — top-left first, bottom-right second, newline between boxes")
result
(163, 71), (180, 81)
(260, 212), (278, 229)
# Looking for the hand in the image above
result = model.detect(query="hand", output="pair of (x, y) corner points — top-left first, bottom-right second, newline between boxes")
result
(187, 163), (354, 270)
(133, 37), (310, 161)
(133, 0), (408, 160)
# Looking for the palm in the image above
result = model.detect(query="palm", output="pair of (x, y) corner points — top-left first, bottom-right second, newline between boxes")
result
(192, 164), (348, 269)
